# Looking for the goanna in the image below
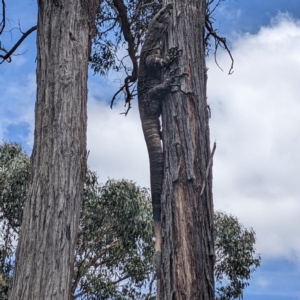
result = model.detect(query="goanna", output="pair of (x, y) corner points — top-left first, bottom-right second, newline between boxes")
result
(137, 3), (179, 292)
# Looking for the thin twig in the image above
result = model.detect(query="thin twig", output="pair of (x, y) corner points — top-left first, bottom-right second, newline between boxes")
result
(205, 19), (234, 75)
(0, 25), (37, 63)
(111, 82), (126, 108)
(0, 0), (5, 34)
(109, 0), (139, 112)
(205, 0), (234, 74)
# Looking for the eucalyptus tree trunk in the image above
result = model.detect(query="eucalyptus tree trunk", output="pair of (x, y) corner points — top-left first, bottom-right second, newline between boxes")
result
(160, 0), (215, 299)
(8, 1), (100, 299)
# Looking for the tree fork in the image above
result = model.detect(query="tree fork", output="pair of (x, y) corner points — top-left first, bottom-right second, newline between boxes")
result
(8, 0), (100, 299)
(160, 0), (215, 299)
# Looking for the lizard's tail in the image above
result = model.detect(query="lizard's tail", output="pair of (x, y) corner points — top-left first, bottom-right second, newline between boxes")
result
(142, 117), (163, 299)
(154, 221), (162, 299)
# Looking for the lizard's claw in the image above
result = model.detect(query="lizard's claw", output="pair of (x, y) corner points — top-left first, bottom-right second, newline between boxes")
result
(166, 46), (181, 64)
(169, 67), (181, 78)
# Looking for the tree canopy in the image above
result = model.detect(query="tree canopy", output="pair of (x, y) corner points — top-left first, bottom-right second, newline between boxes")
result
(214, 211), (261, 300)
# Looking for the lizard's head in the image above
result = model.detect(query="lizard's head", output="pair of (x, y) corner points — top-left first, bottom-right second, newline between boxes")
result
(154, 4), (173, 26)
(148, 4), (173, 40)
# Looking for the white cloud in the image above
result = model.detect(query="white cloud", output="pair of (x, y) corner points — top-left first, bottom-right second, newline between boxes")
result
(256, 276), (271, 288)
(207, 14), (300, 261)
(215, 4), (242, 22)
(87, 95), (150, 188)
(0, 72), (35, 147)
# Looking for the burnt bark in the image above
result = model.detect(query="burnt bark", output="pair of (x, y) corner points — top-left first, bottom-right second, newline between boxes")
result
(160, 1), (215, 299)
(8, 1), (100, 299)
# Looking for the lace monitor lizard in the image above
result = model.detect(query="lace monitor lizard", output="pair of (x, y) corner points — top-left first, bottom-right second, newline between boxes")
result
(137, 3), (181, 294)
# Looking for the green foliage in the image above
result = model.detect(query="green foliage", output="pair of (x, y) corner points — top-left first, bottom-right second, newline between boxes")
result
(73, 173), (154, 299)
(0, 142), (30, 300)
(0, 242), (13, 300)
(0, 142), (30, 231)
(214, 211), (261, 300)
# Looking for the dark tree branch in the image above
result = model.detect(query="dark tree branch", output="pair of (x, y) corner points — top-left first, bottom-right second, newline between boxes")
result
(0, 0), (5, 34)
(100, 17), (118, 35)
(73, 273), (131, 299)
(73, 289), (87, 299)
(205, 0), (234, 74)
(205, 18), (234, 74)
(71, 239), (120, 298)
(0, 24), (37, 64)
(109, 0), (139, 112)
(108, 0), (160, 115)
(207, 0), (226, 17)
(110, 82), (126, 107)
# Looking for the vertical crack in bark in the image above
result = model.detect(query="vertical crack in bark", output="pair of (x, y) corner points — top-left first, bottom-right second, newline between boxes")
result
(161, 0), (214, 299)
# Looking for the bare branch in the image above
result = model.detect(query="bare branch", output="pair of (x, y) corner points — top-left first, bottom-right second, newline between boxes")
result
(207, 0), (226, 17)
(205, 16), (234, 74)
(73, 289), (87, 299)
(109, 0), (140, 112)
(110, 82), (126, 108)
(100, 17), (118, 35)
(85, 239), (120, 271)
(0, 25), (37, 64)
(72, 273), (132, 298)
(0, 0), (5, 35)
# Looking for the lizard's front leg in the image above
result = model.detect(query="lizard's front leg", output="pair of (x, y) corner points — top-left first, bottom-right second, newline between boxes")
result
(144, 71), (186, 117)
(145, 46), (180, 70)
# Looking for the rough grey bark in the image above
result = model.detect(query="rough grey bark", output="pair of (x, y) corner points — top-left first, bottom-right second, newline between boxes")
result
(160, 0), (215, 299)
(8, 1), (100, 299)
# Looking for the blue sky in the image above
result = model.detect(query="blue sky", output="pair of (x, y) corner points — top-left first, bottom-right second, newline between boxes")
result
(1, 1), (300, 299)
(213, 0), (300, 34)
